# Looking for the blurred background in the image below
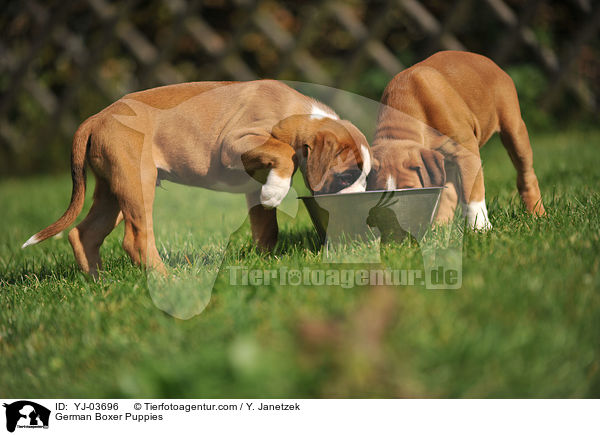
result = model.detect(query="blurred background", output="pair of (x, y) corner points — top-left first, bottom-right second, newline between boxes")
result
(1, 0), (599, 177)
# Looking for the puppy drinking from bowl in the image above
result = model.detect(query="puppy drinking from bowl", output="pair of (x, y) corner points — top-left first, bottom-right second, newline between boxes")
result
(21, 80), (371, 276)
(367, 51), (545, 230)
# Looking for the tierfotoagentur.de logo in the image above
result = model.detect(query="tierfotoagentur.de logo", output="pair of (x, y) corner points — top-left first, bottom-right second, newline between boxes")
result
(226, 266), (460, 288)
(3, 401), (50, 433)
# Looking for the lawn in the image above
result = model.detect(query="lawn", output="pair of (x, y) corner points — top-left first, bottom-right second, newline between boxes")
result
(1, 129), (599, 398)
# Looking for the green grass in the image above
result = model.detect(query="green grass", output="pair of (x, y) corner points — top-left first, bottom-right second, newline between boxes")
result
(1, 129), (600, 398)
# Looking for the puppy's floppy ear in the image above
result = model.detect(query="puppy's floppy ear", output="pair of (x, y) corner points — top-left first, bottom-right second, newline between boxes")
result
(304, 131), (337, 192)
(418, 148), (446, 187)
(404, 148), (446, 187)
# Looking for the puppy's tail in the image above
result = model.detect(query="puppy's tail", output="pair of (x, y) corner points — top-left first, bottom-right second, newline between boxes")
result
(22, 117), (95, 249)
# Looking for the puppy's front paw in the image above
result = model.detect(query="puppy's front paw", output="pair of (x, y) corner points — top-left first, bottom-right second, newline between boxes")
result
(260, 171), (291, 209)
(464, 201), (493, 231)
(471, 218), (493, 231)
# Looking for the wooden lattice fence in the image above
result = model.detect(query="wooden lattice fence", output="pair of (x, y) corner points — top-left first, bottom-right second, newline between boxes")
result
(1, 0), (599, 175)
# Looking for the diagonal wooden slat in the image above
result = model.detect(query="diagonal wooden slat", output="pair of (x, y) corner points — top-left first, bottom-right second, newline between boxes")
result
(423, 0), (475, 55)
(184, 15), (257, 80)
(398, 0), (466, 52)
(329, 0), (404, 85)
(484, 0), (560, 72)
(252, 5), (333, 85)
(491, 0), (543, 65)
(484, 0), (596, 111)
(0, 1), (69, 119)
(541, 1), (600, 110)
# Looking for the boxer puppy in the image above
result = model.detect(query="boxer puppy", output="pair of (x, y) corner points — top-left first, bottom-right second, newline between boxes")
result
(367, 51), (545, 230)
(22, 80), (371, 276)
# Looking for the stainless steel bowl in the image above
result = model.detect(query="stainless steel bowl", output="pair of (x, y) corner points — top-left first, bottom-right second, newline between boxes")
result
(299, 187), (443, 245)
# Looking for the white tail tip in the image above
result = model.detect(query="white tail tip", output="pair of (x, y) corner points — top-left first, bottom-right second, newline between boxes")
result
(21, 234), (40, 249)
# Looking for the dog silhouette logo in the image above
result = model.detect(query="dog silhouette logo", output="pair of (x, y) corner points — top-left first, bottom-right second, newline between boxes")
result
(3, 401), (50, 432)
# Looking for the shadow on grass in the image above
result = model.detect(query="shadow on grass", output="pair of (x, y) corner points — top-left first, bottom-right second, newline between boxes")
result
(0, 256), (82, 286)
(0, 250), (146, 286)
(273, 228), (323, 256)
(151, 227), (323, 271)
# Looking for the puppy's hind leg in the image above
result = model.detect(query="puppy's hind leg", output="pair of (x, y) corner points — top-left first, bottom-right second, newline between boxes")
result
(116, 165), (166, 274)
(500, 119), (545, 216)
(68, 177), (122, 277)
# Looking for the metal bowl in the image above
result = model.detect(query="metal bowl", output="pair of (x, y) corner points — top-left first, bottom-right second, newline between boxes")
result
(299, 187), (443, 245)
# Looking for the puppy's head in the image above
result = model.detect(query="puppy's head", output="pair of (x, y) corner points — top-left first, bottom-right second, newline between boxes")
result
(271, 115), (371, 195)
(367, 142), (446, 190)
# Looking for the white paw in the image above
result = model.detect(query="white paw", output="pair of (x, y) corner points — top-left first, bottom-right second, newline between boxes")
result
(260, 171), (291, 209)
(464, 201), (492, 231)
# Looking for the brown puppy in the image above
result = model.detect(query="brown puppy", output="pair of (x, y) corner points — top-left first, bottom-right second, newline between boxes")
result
(22, 80), (371, 276)
(367, 51), (545, 229)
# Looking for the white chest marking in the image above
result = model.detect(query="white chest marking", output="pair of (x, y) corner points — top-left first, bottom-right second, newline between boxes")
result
(463, 200), (492, 231)
(385, 174), (397, 190)
(260, 170), (292, 208)
(310, 104), (339, 120)
(339, 145), (371, 194)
